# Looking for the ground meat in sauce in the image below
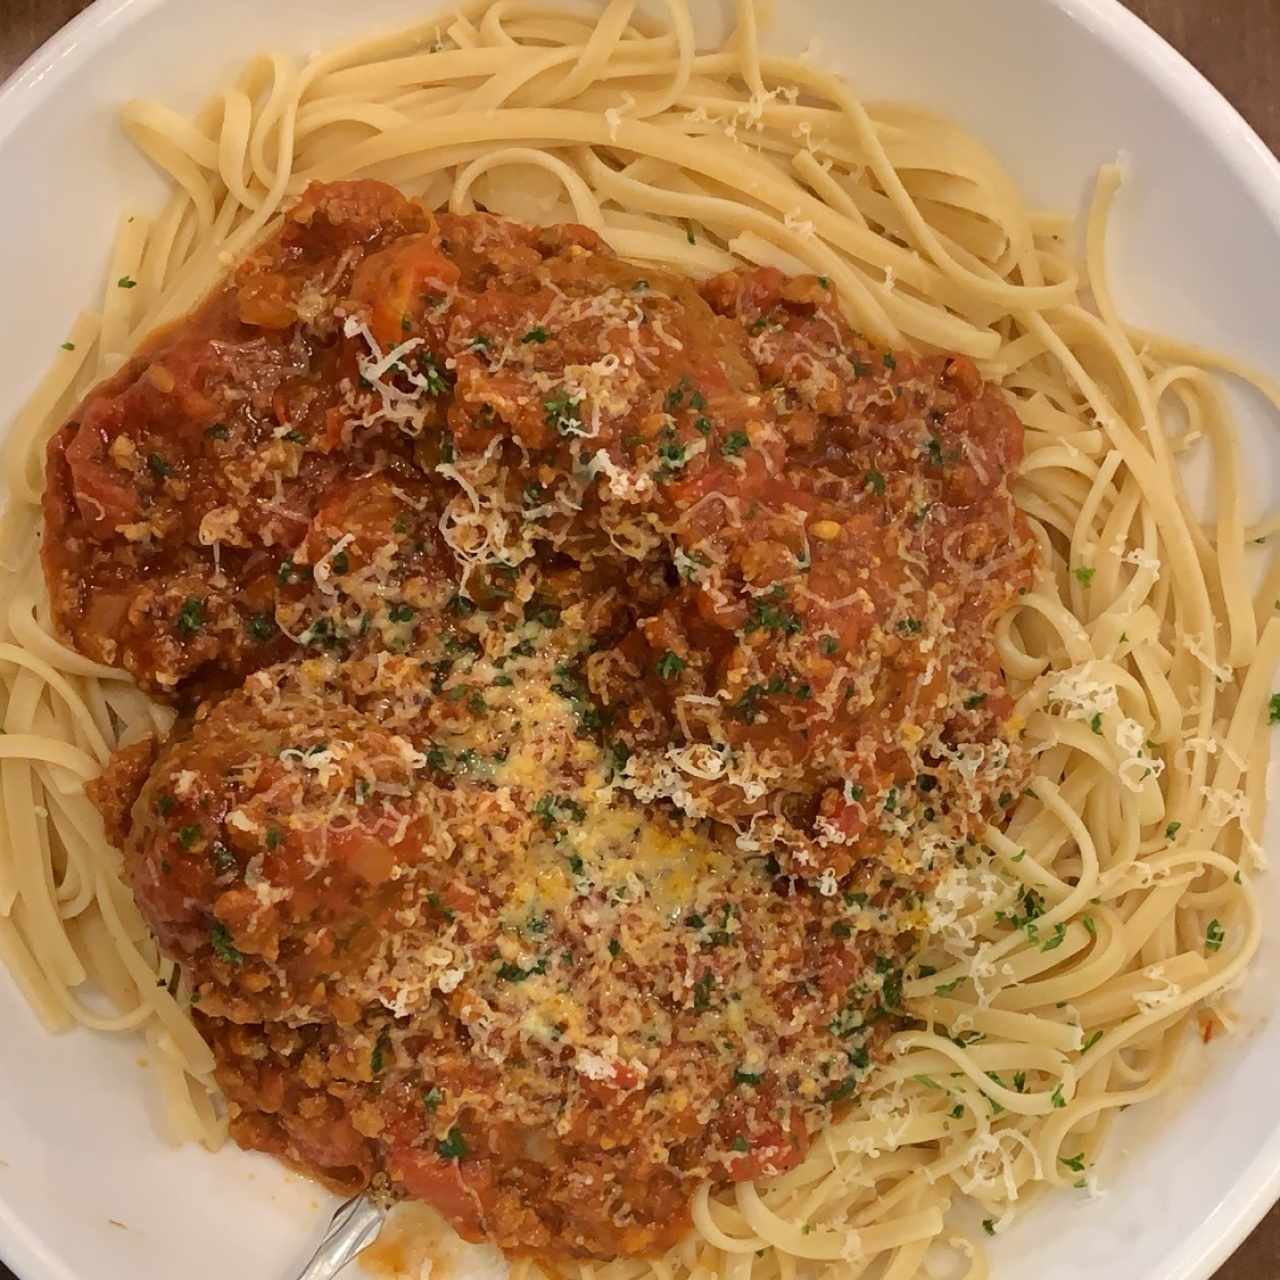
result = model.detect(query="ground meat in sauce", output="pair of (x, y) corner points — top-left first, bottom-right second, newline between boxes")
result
(64, 181), (1037, 1259)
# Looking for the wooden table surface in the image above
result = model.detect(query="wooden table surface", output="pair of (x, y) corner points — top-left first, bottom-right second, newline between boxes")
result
(0, 2), (1277, 1278)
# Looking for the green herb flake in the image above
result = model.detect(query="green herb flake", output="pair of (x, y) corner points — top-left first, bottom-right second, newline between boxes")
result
(209, 922), (242, 966)
(176, 597), (204, 636)
(1074, 566), (1096, 585)
(436, 1128), (468, 1161)
(1205, 919), (1225, 953)
(1040, 922), (1067, 953)
(117, 276), (138, 289)
(721, 431), (750, 457)
(656, 650), (686, 680)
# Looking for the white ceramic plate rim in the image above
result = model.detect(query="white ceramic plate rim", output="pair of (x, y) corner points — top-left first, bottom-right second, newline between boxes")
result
(0, 3), (1278, 1279)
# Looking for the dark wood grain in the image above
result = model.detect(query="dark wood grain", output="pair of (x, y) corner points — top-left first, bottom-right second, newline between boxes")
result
(0, 3), (1277, 1279)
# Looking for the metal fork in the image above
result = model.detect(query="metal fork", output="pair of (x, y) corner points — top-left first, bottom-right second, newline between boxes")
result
(291, 1195), (387, 1280)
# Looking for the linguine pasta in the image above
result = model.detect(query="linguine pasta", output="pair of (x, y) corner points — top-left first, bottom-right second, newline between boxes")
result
(1, 2), (1277, 1276)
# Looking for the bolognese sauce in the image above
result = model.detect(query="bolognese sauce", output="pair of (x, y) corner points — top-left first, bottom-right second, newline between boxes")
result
(65, 180), (1036, 1258)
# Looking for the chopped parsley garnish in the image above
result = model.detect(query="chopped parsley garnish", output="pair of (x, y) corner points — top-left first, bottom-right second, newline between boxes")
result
(1081, 1029), (1103, 1053)
(117, 276), (137, 289)
(665, 376), (693, 410)
(155, 794), (175, 817)
(60, 341), (76, 351)
(882, 352), (897, 370)
(865, 468), (886, 496)
(276, 559), (297, 585)
(544, 389), (581, 434)
(731, 1136), (750, 1152)
(210, 843), (237, 876)
(964, 692), (987, 708)
(720, 430), (750, 457)
(422, 1086), (444, 1111)
(1269, 692), (1280, 724)
(1165, 821), (1182, 840)
(522, 596), (558, 627)
(265, 827), (282, 850)
(896, 617), (922, 635)
(1050, 1083), (1066, 1108)
(496, 960), (546, 983)
(418, 353), (450, 396)
(1074, 566), (1096, 585)
(656, 435), (687, 474)
(693, 972), (715, 1010)
(147, 453), (172, 478)
(177, 825), (200, 850)
(521, 325), (549, 344)
(656, 650), (686, 679)
(825, 1078), (858, 1103)
(925, 435), (943, 466)
(1089, 712), (1103, 734)
(1040, 922), (1067, 952)
(744, 588), (802, 636)
(209, 923), (242, 966)
(1060, 1153), (1087, 1173)
(819, 635), (840, 656)
(389, 604), (416, 623)
(370, 1034), (388, 1074)
(436, 1128), (468, 1160)
(982, 1219), (995, 1237)
(247, 613), (275, 642)
(733, 1069), (763, 1086)
(176, 597), (204, 636)
(1205, 919), (1225, 953)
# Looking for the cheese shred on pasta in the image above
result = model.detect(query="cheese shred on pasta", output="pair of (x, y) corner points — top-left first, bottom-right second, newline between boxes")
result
(1, 1), (1277, 1275)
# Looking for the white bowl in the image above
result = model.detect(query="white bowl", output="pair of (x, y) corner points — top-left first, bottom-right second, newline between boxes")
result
(1, 2), (1279, 1278)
